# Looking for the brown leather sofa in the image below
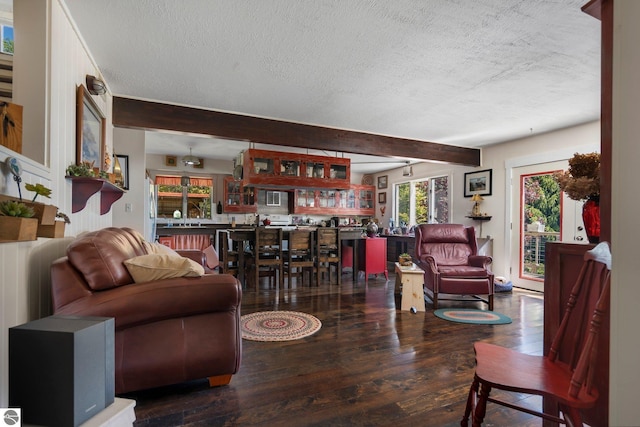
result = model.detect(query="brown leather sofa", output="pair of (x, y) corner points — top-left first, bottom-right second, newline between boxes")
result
(50, 227), (242, 394)
(415, 223), (494, 310)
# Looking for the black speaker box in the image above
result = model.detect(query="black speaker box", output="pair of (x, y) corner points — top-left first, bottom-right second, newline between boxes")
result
(9, 315), (115, 427)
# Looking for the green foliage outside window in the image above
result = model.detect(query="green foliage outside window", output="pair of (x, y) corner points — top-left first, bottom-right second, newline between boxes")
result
(524, 175), (560, 232)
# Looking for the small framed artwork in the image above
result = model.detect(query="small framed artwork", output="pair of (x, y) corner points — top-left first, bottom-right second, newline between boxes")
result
(193, 158), (204, 169)
(377, 175), (388, 189)
(76, 85), (105, 169)
(378, 192), (386, 204)
(115, 154), (129, 190)
(165, 155), (177, 167)
(464, 169), (493, 197)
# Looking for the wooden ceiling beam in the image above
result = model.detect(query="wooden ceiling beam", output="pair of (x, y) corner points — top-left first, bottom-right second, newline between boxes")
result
(112, 97), (481, 166)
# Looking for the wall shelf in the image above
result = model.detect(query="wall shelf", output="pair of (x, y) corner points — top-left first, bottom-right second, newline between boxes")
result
(66, 176), (125, 214)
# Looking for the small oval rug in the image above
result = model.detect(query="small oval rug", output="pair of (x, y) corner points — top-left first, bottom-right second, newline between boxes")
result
(434, 308), (512, 325)
(241, 311), (322, 341)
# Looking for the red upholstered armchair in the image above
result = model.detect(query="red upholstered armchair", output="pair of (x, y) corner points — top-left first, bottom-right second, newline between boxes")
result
(414, 224), (494, 310)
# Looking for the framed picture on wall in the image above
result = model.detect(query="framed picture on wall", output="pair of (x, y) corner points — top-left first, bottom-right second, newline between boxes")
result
(76, 85), (105, 170)
(464, 169), (492, 197)
(378, 192), (386, 204)
(377, 175), (388, 189)
(165, 155), (177, 166)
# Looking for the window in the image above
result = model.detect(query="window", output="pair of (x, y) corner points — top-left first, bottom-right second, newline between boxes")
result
(156, 175), (213, 219)
(395, 175), (449, 227)
(1, 25), (13, 54)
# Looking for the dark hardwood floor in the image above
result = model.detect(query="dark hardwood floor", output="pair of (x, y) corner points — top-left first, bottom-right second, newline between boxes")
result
(126, 270), (546, 426)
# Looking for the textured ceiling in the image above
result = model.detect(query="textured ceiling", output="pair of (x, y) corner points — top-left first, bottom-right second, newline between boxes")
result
(63, 0), (601, 173)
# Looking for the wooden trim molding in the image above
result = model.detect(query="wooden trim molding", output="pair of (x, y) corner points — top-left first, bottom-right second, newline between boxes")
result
(581, 0), (612, 245)
(112, 96), (481, 166)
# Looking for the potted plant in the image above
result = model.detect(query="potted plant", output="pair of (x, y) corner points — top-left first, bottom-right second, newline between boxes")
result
(0, 200), (38, 242)
(553, 152), (600, 243)
(398, 252), (413, 266)
(24, 183), (58, 225)
(65, 162), (96, 177)
(37, 211), (70, 238)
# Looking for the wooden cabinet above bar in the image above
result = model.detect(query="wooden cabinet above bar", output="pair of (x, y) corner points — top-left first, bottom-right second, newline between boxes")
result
(242, 148), (350, 189)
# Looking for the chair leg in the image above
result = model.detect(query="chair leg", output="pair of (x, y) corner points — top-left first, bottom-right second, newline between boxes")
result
(461, 376), (479, 426)
(472, 382), (491, 427)
(488, 294), (494, 311)
(433, 291), (439, 310)
(560, 404), (583, 427)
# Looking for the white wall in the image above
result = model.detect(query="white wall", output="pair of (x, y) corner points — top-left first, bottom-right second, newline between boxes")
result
(610, 1), (640, 424)
(0, 0), (115, 406)
(372, 121), (600, 278)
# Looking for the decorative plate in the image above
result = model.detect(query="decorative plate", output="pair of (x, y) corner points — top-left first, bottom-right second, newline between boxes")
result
(7, 157), (22, 177)
(361, 174), (373, 185)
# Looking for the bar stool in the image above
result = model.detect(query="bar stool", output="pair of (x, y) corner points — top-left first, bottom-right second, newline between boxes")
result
(284, 229), (315, 286)
(316, 228), (341, 285)
(252, 227), (284, 291)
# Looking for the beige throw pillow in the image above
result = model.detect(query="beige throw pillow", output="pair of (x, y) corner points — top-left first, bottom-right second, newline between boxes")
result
(124, 254), (205, 283)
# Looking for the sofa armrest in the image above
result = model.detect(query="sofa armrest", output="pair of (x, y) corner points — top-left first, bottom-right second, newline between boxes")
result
(468, 255), (493, 269)
(54, 274), (242, 330)
(417, 254), (439, 274)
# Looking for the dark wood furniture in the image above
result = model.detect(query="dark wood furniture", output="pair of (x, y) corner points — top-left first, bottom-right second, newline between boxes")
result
(284, 229), (315, 286)
(384, 234), (415, 268)
(544, 242), (607, 426)
(316, 228), (341, 285)
(252, 227), (284, 290)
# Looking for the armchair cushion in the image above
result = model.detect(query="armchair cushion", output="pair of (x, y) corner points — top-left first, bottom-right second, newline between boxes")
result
(124, 253), (205, 283)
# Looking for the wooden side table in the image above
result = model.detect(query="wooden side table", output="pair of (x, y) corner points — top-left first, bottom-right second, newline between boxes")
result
(394, 262), (425, 312)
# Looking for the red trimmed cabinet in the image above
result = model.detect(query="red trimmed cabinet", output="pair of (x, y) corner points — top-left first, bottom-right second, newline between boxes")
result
(292, 185), (375, 216)
(223, 176), (257, 213)
(242, 148), (350, 189)
(357, 237), (388, 283)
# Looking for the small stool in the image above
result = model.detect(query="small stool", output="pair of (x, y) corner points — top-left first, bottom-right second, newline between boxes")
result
(395, 262), (425, 312)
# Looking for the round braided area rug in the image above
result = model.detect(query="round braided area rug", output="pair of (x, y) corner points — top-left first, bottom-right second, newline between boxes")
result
(434, 308), (512, 325)
(241, 311), (322, 341)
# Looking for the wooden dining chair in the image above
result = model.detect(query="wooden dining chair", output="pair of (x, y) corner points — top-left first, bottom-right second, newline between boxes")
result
(461, 242), (611, 427)
(316, 228), (341, 285)
(253, 227), (284, 291)
(284, 229), (315, 286)
(218, 230), (239, 277)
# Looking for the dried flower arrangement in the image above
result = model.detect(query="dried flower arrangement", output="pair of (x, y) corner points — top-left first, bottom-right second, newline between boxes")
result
(553, 152), (600, 201)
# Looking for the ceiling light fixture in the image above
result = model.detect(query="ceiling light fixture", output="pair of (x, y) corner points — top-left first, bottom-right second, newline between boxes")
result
(402, 162), (413, 177)
(182, 148), (201, 166)
(86, 75), (106, 95)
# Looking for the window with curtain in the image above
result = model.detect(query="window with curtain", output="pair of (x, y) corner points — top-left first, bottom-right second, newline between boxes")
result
(395, 175), (449, 227)
(156, 175), (213, 219)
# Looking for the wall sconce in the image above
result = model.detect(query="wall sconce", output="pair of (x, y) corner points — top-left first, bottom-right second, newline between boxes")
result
(402, 162), (413, 177)
(182, 148), (201, 166)
(86, 75), (106, 95)
(471, 193), (484, 216)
